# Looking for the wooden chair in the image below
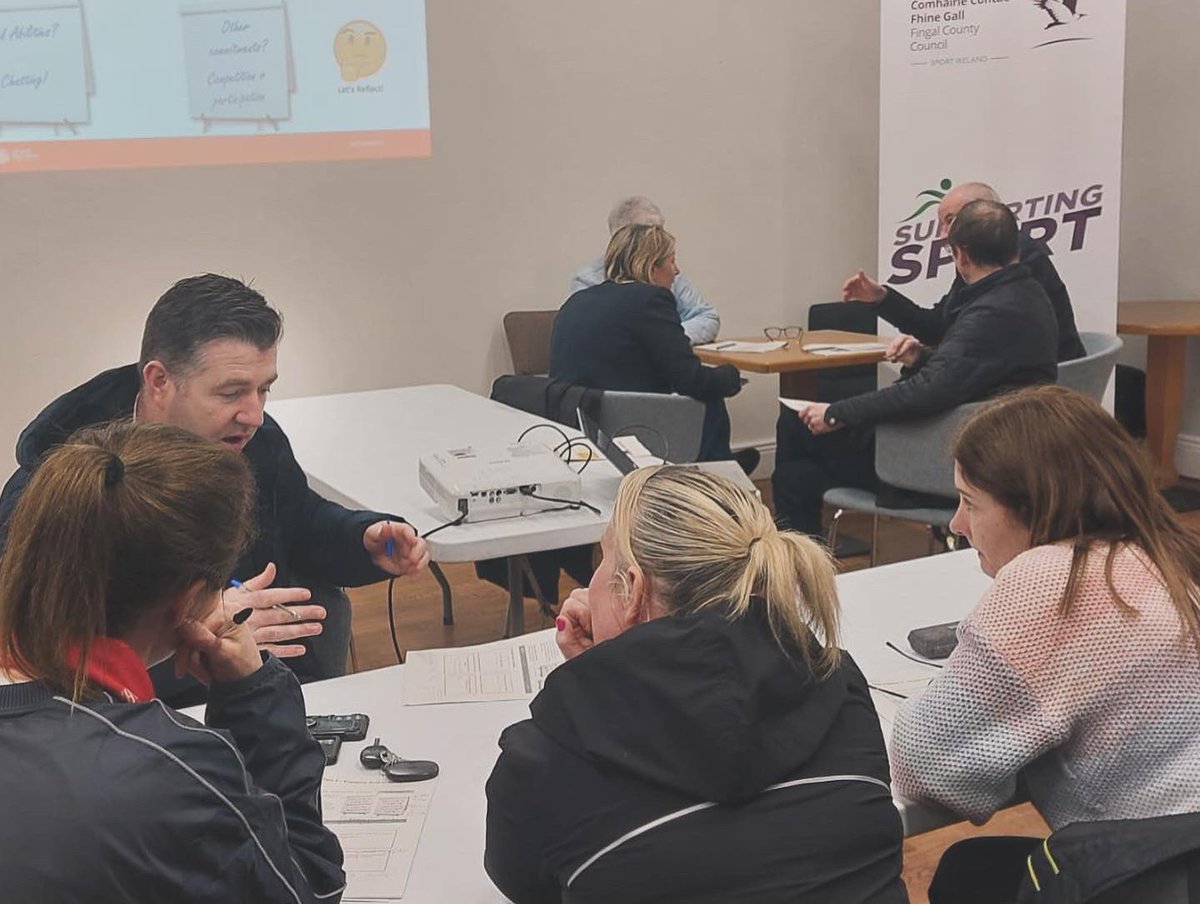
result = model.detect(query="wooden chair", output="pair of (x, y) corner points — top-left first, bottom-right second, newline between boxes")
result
(502, 311), (557, 375)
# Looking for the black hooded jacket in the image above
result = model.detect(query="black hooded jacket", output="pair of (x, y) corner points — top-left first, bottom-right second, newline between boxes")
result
(0, 364), (394, 589)
(485, 606), (908, 903)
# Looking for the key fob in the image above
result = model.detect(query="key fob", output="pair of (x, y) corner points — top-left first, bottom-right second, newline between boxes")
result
(360, 738), (391, 770)
(384, 759), (440, 782)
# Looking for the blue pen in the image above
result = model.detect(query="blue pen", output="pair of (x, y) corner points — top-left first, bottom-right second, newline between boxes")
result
(385, 520), (394, 558)
(230, 577), (298, 620)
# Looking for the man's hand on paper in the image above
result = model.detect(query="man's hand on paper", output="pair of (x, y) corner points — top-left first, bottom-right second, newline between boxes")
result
(556, 589), (594, 660)
(801, 402), (844, 435)
(884, 334), (924, 367)
(842, 270), (887, 304)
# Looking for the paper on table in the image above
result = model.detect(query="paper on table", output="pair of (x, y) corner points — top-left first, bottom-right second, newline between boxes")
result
(778, 397), (818, 413)
(323, 776), (437, 901)
(403, 630), (565, 705)
(697, 340), (787, 353)
(802, 342), (889, 355)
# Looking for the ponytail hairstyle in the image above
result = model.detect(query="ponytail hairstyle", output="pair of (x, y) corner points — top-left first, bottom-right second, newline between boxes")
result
(604, 223), (676, 285)
(0, 421), (255, 699)
(609, 466), (841, 676)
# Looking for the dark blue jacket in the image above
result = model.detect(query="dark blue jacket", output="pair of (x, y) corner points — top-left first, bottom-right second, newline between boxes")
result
(0, 364), (393, 590)
(0, 656), (345, 902)
(550, 281), (740, 402)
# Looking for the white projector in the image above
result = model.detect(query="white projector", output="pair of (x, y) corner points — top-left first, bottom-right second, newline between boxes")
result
(418, 443), (584, 523)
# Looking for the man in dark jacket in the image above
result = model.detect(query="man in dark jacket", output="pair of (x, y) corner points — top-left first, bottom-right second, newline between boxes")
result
(842, 180), (1086, 364)
(0, 274), (430, 699)
(774, 200), (1058, 535)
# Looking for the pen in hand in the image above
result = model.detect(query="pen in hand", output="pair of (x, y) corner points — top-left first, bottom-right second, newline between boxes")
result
(230, 577), (300, 622)
(214, 607), (254, 640)
(385, 520), (395, 558)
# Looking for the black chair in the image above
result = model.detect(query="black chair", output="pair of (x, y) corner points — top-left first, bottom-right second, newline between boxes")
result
(807, 301), (880, 401)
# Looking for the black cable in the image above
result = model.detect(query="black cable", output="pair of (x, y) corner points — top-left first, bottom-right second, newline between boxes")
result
(516, 422), (595, 475)
(868, 684), (908, 700)
(553, 438), (592, 474)
(885, 640), (945, 669)
(384, 512), (469, 665)
(519, 487), (601, 516)
(386, 577), (403, 665)
(422, 512), (467, 539)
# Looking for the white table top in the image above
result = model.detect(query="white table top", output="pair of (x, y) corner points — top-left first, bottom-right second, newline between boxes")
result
(267, 384), (621, 562)
(259, 549), (991, 901)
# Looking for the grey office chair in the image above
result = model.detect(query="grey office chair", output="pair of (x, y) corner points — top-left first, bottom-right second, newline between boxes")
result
(825, 402), (985, 566)
(502, 311), (557, 376)
(595, 391), (706, 464)
(1057, 332), (1122, 400)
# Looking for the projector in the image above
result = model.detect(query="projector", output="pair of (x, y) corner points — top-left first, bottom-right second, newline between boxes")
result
(418, 443), (584, 523)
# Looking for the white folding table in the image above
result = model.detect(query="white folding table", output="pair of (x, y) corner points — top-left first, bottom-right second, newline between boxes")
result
(268, 384), (624, 635)
(218, 549), (992, 902)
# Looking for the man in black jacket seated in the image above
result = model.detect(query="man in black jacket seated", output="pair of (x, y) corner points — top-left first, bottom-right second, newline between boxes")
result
(773, 200), (1058, 536)
(841, 180), (1086, 364)
(0, 274), (430, 702)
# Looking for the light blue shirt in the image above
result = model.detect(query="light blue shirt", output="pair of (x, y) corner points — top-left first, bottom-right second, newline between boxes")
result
(569, 257), (721, 345)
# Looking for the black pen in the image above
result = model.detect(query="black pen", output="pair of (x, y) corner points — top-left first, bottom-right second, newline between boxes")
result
(215, 606), (254, 640)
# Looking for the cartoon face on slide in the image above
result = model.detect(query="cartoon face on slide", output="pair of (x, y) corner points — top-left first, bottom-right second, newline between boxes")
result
(334, 20), (387, 82)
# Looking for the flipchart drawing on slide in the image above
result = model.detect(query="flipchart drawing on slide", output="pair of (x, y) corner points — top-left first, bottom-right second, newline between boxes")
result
(179, 1), (295, 131)
(0, 0), (94, 135)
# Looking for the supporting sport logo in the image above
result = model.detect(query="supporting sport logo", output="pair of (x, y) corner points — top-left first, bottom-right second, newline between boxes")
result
(888, 181), (1105, 286)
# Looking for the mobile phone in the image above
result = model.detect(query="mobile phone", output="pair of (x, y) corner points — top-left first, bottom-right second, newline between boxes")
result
(907, 621), (960, 660)
(318, 736), (342, 766)
(306, 713), (370, 742)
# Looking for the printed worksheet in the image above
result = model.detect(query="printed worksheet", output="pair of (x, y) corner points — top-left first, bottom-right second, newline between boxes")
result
(403, 630), (564, 705)
(324, 776), (437, 901)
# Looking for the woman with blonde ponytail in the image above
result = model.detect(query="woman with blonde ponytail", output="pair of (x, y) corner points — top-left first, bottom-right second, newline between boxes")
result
(485, 466), (907, 903)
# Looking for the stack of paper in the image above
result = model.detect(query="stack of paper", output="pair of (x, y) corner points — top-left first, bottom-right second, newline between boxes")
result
(324, 776), (437, 902)
(778, 397), (817, 414)
(802, 342), (889, 355)
(698, 340), (788, 353)
(403, 631), (564, 705)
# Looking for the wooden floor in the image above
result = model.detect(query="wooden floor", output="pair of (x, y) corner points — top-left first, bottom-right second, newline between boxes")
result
(344, 480), (1200, 903)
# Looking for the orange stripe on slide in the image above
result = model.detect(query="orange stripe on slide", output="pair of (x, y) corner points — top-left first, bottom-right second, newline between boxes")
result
(0, 128), (432, 173)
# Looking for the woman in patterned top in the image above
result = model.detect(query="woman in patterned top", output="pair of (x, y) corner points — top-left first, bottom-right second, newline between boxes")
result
(893, 384), (1200, 903)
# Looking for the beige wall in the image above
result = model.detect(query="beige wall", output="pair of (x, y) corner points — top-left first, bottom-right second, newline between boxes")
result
(1, 1), (1192, 476)
(1118, 0), (1200, 475)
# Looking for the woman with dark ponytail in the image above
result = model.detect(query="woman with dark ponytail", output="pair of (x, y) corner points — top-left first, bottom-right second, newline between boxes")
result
(0, 421), (344, 903)
(485, 466), (907, 903)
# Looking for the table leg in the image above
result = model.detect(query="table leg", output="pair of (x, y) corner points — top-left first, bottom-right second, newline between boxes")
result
(503, 555), (525, 638)
(780, 371), (820, 400)
(1144, 335), (1187, 486)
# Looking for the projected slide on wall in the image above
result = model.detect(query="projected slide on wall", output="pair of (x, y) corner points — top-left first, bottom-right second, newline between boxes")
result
(0, 0), (429, 172)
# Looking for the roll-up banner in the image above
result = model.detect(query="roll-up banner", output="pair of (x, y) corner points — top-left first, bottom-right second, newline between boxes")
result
(879, 1), (1127, 336)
